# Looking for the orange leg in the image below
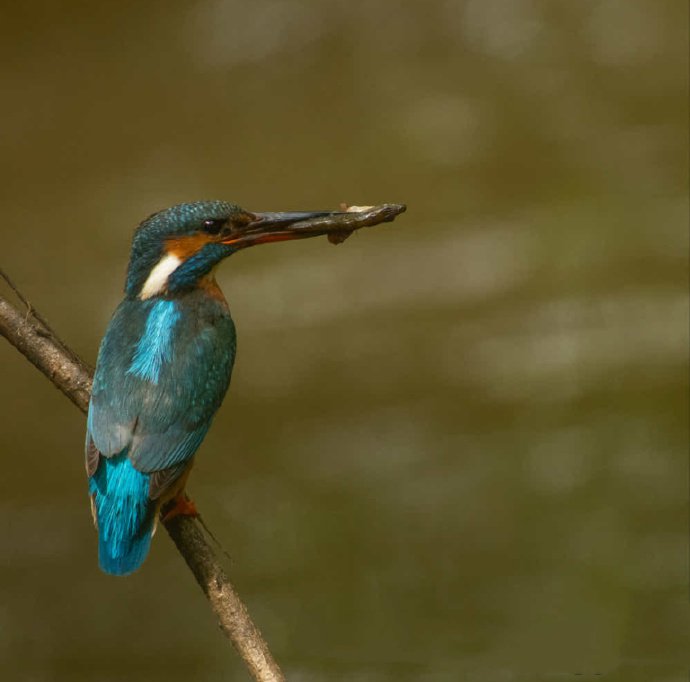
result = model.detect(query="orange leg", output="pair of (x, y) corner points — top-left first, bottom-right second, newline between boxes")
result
(160, 493), (199, 523)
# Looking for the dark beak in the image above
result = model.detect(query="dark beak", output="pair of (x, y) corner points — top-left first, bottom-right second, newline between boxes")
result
(221, 210), (348, 249)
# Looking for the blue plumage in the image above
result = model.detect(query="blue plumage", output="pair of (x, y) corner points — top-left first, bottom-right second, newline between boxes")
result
(87, 291), (236, 574)
(88, 452), (153, 575)
(127, 300), (181, 384)
(87, 203), (240, 576)
(87, 200), (340, 575)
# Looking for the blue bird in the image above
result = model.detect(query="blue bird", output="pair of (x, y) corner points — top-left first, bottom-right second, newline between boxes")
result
(86, 201), (343, 575)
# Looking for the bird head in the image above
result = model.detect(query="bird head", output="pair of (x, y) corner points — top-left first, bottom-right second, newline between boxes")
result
(125, 201), (341, 299)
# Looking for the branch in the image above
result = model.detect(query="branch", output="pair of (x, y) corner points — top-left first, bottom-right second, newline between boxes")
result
(0, 271), (285, 682)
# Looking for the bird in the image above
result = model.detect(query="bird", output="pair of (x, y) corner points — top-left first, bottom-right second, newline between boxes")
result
(86, 201), (344, 575)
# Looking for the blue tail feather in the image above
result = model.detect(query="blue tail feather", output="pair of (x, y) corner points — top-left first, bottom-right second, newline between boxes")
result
(89, 452), (154, 576)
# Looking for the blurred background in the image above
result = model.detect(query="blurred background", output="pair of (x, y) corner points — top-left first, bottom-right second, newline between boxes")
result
(0, 2), (687, 681)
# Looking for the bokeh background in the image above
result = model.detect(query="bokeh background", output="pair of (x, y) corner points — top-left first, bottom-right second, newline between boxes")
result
(1, 2), (687, 681)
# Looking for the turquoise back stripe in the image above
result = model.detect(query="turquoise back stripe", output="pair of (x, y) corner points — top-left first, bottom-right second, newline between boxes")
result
(127, 300), (181, 384)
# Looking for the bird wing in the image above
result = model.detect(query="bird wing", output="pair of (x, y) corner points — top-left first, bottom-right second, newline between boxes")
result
(86, 297), (236, 488)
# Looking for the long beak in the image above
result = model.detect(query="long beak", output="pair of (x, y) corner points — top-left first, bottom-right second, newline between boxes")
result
(221, 210), (347, 249)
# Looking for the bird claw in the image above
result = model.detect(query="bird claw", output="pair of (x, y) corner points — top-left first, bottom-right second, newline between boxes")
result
(160, 494), (199, 523)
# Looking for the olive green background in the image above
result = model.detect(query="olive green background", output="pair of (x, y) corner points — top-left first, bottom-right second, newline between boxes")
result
(0, 2), (687, 681)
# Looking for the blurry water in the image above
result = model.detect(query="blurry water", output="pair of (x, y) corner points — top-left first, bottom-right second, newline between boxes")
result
(0, 2), (687, 680)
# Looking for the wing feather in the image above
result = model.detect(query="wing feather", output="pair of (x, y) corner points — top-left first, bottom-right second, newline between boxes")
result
(85, 294), (236, 491)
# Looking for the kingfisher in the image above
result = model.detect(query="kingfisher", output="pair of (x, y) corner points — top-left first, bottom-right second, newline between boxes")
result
(86, 201), (348, 575)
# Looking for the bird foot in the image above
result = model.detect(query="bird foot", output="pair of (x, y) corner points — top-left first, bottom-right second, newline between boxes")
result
(161, 494), (199, 523)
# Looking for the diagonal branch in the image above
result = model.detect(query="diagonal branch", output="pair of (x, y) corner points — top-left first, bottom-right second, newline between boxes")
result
(0, 271), (285, 682)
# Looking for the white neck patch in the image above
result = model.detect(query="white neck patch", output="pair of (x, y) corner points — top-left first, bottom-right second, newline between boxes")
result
(139, 254), (182, 299)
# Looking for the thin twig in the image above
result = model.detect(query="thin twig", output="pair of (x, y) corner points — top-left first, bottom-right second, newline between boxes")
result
(294, 203), (406, 244)
(0, 285), (285, 682)
(0, 268), (86, 367)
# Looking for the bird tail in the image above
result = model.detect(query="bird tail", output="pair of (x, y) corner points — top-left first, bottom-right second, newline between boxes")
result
(88, 452), (155, 576)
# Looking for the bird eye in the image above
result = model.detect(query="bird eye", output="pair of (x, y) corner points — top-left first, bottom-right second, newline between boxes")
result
(202, 219), (225, 235)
